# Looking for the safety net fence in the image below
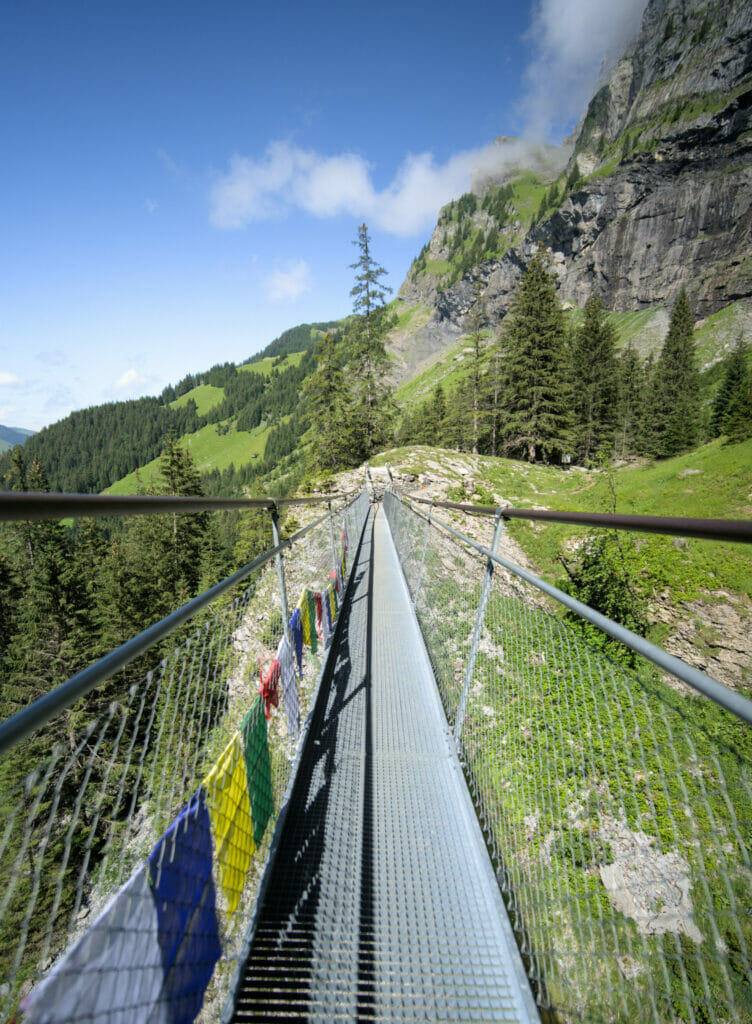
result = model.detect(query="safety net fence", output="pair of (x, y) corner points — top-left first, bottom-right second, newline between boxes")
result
(0, 490), (370, 1023)
(383, 489), (751, 1024)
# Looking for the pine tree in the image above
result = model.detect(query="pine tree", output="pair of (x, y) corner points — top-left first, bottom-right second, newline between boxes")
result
(616, 344), (646, 457)
(711, 336), (752, 440)
(651, 290), (700, 457)
(500, 246), (572, 463)
(347, 223), (394, 460)
(302, 332), (351, 472)
(571, 296), (619, 463)
(428, 383), (447, 445)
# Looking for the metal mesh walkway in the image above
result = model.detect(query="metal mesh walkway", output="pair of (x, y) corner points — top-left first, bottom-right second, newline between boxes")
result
(227, 506), (538, 1022)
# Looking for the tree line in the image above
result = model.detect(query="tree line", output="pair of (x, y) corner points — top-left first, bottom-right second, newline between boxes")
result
(395, 247), (752, 464)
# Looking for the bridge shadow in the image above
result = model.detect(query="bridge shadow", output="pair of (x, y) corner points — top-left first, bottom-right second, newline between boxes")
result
(230, 511), (375, 1022)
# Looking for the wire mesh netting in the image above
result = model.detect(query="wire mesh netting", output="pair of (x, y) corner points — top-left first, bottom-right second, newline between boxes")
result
(384, 490), (752, 1024)
(0, 492), (370, 1023)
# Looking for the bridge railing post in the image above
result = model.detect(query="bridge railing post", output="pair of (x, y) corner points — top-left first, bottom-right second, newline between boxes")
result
(270, 506), (292, 646)
(453, 508), (503, 749)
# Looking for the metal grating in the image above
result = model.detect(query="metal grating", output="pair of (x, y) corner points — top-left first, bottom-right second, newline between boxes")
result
(229, 508), (538, 1022)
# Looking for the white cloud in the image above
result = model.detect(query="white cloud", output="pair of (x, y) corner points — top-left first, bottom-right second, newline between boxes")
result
(210, 138), (563, 238)
(0, 372), (20, 386)
(113, 368), (149, 391)
(263, 259), (313, 302)
(522, 0), (648, 139)
(208, 1), (646, 239)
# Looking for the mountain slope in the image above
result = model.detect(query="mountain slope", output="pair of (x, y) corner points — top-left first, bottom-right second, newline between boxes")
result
(391, 0), (752, 378)
(0, 425), (34, 454)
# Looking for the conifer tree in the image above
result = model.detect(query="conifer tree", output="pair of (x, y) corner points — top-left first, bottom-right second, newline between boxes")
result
(500, 246), (572, 463)
(711, 336), (752, 440)
(571, 296), (618, 462)
(651, 290), (700, 457)
(347, 223), (394, 460)
(302, 332), (351, 472)
(616, 344), (645, 457)
(428, 382), (447, 445)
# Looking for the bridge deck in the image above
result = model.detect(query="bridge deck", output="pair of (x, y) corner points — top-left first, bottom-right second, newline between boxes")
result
(228, 506), (538, 1022)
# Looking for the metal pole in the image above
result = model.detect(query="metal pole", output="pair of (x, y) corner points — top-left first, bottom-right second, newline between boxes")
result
(453, 509), (503, 747)
(412, 506), (433, 608)
(270, 507), (292, 646)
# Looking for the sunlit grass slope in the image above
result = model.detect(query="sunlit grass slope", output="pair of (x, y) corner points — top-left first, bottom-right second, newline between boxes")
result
(104, 421), (271, 494)
(239, 351), (305, 377)
(170, 385), (225, 416)
(374, 437), (752, 602)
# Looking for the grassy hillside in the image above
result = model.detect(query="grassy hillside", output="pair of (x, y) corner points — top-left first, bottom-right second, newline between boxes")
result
(170, 384), (225, 416)
(394, 298), (752, 413)
(239, 351), (305, 377)
(104, 420), (272, 494)
(0, 425), (34, 454)
(372, 437), (752, 604)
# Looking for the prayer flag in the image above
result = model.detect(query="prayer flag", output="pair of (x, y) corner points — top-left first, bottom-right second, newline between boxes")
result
(148, 788), (221, 1022)
(21, 867), (167, 1024)
(203, 734), (255, 915)
(289, 607), (303, 678)
(258, 658), (280, 720)
(240, 697), (273, 846)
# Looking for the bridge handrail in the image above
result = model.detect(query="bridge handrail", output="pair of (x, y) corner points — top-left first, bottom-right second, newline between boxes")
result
(392, 491), (752, 725)
(0, 490), (354, 521)
(0, 493), (359, 756)
(406, 495), (752, 544)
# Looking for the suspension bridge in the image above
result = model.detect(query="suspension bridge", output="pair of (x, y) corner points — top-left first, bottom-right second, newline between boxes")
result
(0, 484), (750, 1023)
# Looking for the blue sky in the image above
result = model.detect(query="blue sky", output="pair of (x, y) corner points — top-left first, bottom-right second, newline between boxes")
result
(1, 0), (647, 431)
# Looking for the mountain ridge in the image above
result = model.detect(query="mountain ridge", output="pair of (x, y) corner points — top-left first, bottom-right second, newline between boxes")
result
(0, 425), (34, 454)
(391, 0), (752, 376)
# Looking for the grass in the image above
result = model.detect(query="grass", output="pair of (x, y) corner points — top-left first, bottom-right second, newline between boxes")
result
(424, 259), (452, 277)
(394, 302), (432, 332)
(239, 351), (305, 377)
(376, 438), (752, 604)
(508, 170), (547, 216)
(170, 384), (225, 416)
(395, 336), (478, 407)
(694, 298), (752, 367)
(104, 420), (272, 493)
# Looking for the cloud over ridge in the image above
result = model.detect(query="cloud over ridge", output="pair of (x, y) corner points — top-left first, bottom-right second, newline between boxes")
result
(210, 138), (563, 238)
(522, 0), (648, 139)
(208, 1), (648, 239)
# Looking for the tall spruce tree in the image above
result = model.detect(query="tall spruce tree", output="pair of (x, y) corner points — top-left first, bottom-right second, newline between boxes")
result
(616, 343), (646, 457)
(347, 224), (394, 460)
(651, 290), (700, 457)
(711, 336), (752, 440)
(500, 246), (572, 463)
(302, 332), (351, 472)
(571, 296), (618, 463)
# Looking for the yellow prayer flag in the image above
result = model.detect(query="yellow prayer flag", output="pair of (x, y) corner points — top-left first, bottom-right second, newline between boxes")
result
(297, 590), (312, 646)
(203, 733), (255, 914)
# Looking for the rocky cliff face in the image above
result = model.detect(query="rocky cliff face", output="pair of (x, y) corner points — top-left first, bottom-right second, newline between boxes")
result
(394, 0), (752, 376)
